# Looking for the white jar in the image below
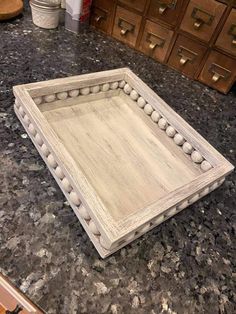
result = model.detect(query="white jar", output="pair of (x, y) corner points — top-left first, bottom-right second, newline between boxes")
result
(30, 0), (60, 29)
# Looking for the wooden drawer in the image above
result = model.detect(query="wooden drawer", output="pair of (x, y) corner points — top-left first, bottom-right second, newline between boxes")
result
(90, 6), (112, 33)
(147, 0), (183, 26)
(112, 6), (142, 47)
(168, 35), (207, 78)
(216, 0), (236, 6)
(180, 0), (226, 43)
(198, 51), (236, 93)
(215, 9), (236, 56)
(118, 0), (147, 13)
(139, 20), (174, 62)
(92, 0), (114, 8)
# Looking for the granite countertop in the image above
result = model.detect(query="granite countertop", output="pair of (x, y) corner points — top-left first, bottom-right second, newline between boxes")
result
(0, 4), (236, 314)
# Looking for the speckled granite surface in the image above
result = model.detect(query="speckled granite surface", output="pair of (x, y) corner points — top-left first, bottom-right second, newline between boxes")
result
(0, 4), (236, 314)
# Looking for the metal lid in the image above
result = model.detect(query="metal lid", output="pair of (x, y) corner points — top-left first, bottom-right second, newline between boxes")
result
(30, 0), (60, 9)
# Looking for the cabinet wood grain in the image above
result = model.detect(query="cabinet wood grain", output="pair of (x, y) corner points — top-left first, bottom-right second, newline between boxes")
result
(198, 50), (236, 93)
(139, 19), (174, 62)
(168, 35), (207, 77)
(180, 0), (226, 43)
(215, 8), (236, 56)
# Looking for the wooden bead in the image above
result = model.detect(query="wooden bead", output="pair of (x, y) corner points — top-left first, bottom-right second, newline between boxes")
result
(219, 177), (225, 185)
(154, 215), (164, 225)
(80, 87), (90, 95)
(158, 118), (168, 130)
(69, 191), (80, 205)
(119, 80), (126, 88)
(191, 151), (203, 163)
(15, 100), (20, 108)
(166, 126), (176, 137)
(200, 187), (210, 197)
(182, 142), (193, 154)
(77, 206), (90, 220)
(57, 91), (68, 100)
(33, 97), (43, 105)
(55, 166), (65, 179)
(210, 182), (219, 191)
(137, 97), (146, 108)
(151, 111), (161, 123)
(19, 106), (25, 117)
(41, 143), (50, 157)
(28, 123), (36, 136)
(69, 89), (79, 97)
(110, 82), (119, 90)
(126, 233), (135, 241)
(178, 200), (188, 210)
(23, 114), (30, 126)
(90, 85), (99, 94)
(99, 237), (110, 250)
(44, 94), (56, 103)
(174, 133), (185, 146)
(88, 220), (100, 235)
(61, 177), (72, 192)
(130, 90), (139, 100)
(140, 224), (150, 233)
(201, 160), (212, 172)
(166, 207), (176, 217)
(35, 133), (43, 146)
(144, 104), (153, 115)
(47, 154), (57, 168)
(101, 83), (110, 92)
(124, 84), (132, 94)
(188, 194), (199, 204)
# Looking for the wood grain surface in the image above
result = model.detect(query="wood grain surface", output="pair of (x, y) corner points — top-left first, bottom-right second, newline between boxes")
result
(13, 68), (234, 256)
(43, 91), (202, 220)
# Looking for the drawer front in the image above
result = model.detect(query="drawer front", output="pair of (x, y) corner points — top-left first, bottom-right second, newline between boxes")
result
(139, 20), (174, 62)
(90, 6), (111, 33)
(180, 0), (226, 43)
(198, 51), (236, 93)
(217, 0), (236, 5)
(168, 35), (207, 77)
(112, 6), (142, 47)
(215, 9), (236, 56)
(118, 0), (147, 12)
(92, 0), (114, 9)
(147, 0), (183, 26)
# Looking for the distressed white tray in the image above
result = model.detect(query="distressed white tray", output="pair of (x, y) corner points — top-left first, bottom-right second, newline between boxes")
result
(13, 68), (234, 258)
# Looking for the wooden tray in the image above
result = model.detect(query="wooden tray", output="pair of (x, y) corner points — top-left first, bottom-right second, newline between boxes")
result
(13, 68), (234, 258)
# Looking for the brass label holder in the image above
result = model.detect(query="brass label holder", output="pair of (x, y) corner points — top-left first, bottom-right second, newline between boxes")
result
(118, 18), (135, 36)
(93, 8), (107, 23)
(209, 63), (231, 83)
(177, 46), (198, 65)
(228, 24), (236, 46)
(155, 0), (177, 15)
(191, 7), (214, 30)
(146, 32), (166, 50)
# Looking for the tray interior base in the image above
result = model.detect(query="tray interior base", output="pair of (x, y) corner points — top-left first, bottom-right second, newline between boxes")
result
(42, 92), (203, 220)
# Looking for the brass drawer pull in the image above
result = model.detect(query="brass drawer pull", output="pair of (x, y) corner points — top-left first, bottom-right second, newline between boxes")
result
(93, 8), (107, 23)
(191, 7), (214, 30)
(209, 63), (231, 83)
(177, 46), (198, 65)
(228, 24), (236, 47)
(146, 32), (165, 50)
(180, 56), (188, 65)
(95, 15), (103, 23)
(118, 18), (135, 36)
(155, 0), (177, 15)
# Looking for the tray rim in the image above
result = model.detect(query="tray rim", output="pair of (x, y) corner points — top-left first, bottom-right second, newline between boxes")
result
(13, 68), (234, 257)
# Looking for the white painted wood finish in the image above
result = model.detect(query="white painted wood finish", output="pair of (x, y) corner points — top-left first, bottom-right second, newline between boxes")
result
(13, 68), (234, 257)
